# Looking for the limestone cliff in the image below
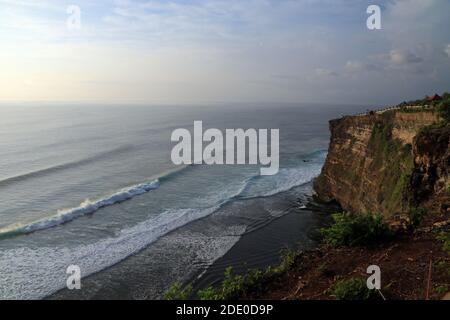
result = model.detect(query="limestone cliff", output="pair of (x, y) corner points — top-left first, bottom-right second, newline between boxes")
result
(314, 108), (448, 216)
(407, 125), (450, 212)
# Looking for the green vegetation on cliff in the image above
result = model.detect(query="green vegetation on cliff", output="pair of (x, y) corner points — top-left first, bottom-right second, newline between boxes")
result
(163, 249), (299, 300)
(367, 113), (414, 215)
(436, 231), (450, 255)
(162, 282), (193, 300)
(321, 212), (393, 246)
(437, 94), (450, 123)
(197, 249), (298, 300)
(396, 92), (449, 110)
(331, 278), (379, 300)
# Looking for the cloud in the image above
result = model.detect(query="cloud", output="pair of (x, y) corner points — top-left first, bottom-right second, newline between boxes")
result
(1, 0), (450, 104)
(388, 49), (423, 64)
(315, 68), (338, 77)
(101, 0), (302, 44)
(386, 0), (435, 19)
(345, 61), (381, 73)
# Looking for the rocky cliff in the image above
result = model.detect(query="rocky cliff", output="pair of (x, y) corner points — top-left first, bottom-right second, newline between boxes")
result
(314, 109), (449, 216)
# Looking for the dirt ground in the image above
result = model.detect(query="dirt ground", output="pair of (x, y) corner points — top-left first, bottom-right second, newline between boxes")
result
(243, 211), (450, 300)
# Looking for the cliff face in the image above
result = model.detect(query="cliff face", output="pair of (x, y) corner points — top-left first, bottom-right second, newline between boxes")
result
(314, 109), (448, 216)
(408, 125), (450, 212)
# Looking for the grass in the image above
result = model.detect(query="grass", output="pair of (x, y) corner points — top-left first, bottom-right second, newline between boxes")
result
(321, 212), (393, 247)
(368, 117), (397, 167)
(197, 267), (248, 300)
(331, 278), (379, 300)
(386, 172), (410, 213)
(163, 249), (300, 300)
(162, 282), (193, 300)
(197, 249), (299, 300)
(367, 116), (414, 214)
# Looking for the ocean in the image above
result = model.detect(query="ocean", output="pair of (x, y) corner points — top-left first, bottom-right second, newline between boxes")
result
(0, 103), (368, 299)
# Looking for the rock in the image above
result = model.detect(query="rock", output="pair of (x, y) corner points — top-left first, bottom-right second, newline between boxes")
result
(314, 110), (448, 217)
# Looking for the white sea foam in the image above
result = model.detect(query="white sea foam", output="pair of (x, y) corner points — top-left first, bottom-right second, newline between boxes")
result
(239, 152), (326, 199)
(0, 179), (160, 237)
(0, 205), (220, 299)
(258, 165), (322, 197)
(0, 177), (253, 299)
(0, 151), (326, 237)
(0, 151), (328, 299)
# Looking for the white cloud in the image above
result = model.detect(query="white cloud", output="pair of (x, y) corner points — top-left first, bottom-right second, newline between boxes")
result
(315, 68), (338, 77)
(1, 0), (449, 104)
(388, 49), (423, 64)
(345, 61), (380, 73)
(445, 44), (450, 58)
(387, 0), (435, 19)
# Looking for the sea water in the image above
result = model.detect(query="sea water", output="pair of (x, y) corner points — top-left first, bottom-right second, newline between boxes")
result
(0, 102), (367, 299)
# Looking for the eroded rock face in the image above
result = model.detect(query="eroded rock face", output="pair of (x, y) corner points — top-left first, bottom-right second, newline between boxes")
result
(314, 110), (444, 216)
(408, 126), (450, 209)
(392, 112), (438, 144)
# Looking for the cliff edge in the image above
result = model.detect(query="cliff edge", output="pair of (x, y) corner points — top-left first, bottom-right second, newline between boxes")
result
(314, 108), (449, 216)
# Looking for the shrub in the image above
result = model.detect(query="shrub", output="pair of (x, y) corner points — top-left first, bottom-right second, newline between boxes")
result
(435, 261), (450, 276)
(435, 285), (448, 295)
(332, 278), (378, 300)
(321, 212), (393, 246)
(198, 267), (257, 300)
(408, 207), (427, 230)
(197, 249), (300, 300)
(436, 97), (450, 122)
(276, 249), (298, 273)
(162, 282), (193, 300)
(435, 231), (450, 255)
(219, 267), (246, 300)
(197, 286), (220, 300)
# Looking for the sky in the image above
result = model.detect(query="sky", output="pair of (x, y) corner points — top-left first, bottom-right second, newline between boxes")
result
(0, 0), (449, 105)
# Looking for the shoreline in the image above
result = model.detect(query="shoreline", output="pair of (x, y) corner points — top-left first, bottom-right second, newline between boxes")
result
(190, 205), (327, 293)
(169, 205), (449, 300)
(48, 182), (325, 300)
(177, 182), (334, 298)
(163, 187), (339, 300)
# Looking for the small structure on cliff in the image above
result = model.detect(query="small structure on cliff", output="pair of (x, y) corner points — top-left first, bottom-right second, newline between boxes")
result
(427, 94), (442, 102)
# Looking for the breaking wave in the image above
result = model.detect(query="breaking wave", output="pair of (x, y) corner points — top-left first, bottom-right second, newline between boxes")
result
(0, 179), (160, 238)
(0, 150), (326, 238)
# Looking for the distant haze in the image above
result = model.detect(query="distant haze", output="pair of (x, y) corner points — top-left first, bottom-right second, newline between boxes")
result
(0, 0), (449, 105)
